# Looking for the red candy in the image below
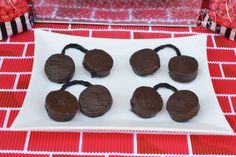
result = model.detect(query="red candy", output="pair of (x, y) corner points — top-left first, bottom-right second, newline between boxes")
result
(209, 0), (236, 28)
(0, 0), (28, 22)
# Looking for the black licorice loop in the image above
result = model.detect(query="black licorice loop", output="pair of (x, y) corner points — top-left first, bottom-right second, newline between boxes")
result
(154, 44), (181, 56)
(61, 43), (89, 55)
(153, 83), (178, 92)
(60, 80), (92, 91)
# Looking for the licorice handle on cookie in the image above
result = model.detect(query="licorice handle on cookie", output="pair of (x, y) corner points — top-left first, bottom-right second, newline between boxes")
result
(62, 44), (113, 77)
(63, 43), (114, 78)
(154, 44), (181, 56)
(154, 44), (198, 83)
(60, 80), (92, 90)
(131, 82), (200, 121)
(44, 43), (113, 83)
(44, 43), (89, 83)
(130, 83), (177, 118)
(129, 44), (198, 82)
(154, 82), (200, 122)
(61, 43), (89, 55)
(129, 44), (180, 76)
(153, 82), (178, 92)
(62, 80), (113, 118)
(45, 80), (91, 122)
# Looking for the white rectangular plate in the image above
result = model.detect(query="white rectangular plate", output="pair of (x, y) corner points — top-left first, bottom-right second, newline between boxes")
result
(11, 30), (233, 134)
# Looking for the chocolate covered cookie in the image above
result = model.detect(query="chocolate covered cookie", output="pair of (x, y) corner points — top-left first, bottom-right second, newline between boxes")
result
(167, 90), (200, 122)
(79, 85), (112, 117)
(130, 49), (160, 76)
(44, 54), (75, 83)
(169, 55), (198, 83)
(130, 86), (163, 118)
(83, 49), (113, 77)
(154, 44), (198, 82)
(45, 90), (78, 122)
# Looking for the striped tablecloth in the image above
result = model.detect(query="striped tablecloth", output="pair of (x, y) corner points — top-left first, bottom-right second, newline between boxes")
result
(0, 23), (236, 156)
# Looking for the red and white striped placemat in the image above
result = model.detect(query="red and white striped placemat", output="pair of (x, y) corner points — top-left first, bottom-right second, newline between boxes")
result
(0, 23), (236, 157)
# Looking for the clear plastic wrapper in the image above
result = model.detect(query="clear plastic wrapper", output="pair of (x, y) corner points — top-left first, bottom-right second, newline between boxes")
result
(33, 0), (203, 26)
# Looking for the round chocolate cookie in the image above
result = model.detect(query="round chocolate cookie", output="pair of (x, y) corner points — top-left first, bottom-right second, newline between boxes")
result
(44, 54), (75, 83)
(130, 49), (160, 76)
(83, 49), (113, 78)
(166, 90), (200, 122)
(45, 90), (78, 122)
(79, 85), (112, 117)
(130, 86), (163, 118)
(168, 55), (198, 83)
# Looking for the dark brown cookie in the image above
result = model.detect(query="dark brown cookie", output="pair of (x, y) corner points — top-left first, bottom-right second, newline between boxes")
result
(79, 85), (112, 117)
(45, 90), (78, 122)
(166, 90), (200, 122)
(130, 49), (160, 76)
(130, 86), (163, 118)
(168, 55), (198, 83)
(83, 49), (113, 78)
(44, 54), (75, 83)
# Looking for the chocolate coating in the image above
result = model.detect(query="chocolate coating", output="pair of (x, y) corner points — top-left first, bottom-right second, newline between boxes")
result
(83, 49), (113, 77)
(166, 90), (200, 122)
(130, 49), (160, 76)
(168, 55), (198, 83)
(45, 90), (78, 122)
(44, 54), (75, 83)
(79, 85), (112, 117)
(130, 86), (163, 118)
